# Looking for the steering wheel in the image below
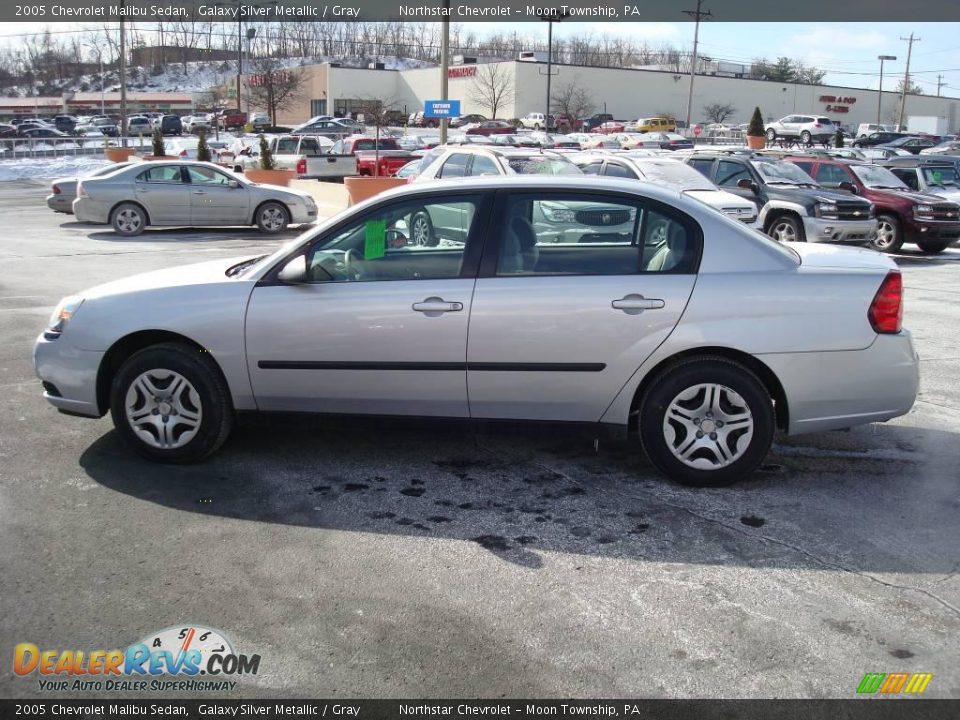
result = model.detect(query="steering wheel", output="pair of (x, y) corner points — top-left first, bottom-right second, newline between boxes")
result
(343, 248), (363, 280)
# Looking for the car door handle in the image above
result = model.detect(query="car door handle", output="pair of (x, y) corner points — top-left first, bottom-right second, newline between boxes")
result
(135, 187), (149, 193)
(612, 295), (665, 312)
(412, 297), (463, 313)
(192, 190), (207, 195)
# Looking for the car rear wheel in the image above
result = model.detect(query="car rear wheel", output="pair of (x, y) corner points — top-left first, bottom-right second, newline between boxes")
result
(639, 357), (775, 487)
(765, 128), (777, 142)
(768, 215), (804, 243)
(872, 214), (903, 253)
(111, 202), (147, 236)
(410, 209), (436, 246)
(256, 202), (289, 234)
(916, 239), (951, 254)
(110, 342), (233, 463)
(800, 130), (812, 145)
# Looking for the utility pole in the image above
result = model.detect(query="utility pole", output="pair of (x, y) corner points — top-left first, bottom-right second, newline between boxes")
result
(439, 0), (450, 144)
(877, 55), (896, 126)
(937, 74), (946, 97)
(897, 33), (919, 131)
(683, 0), (712, 131)
(236, 19), (243, 112)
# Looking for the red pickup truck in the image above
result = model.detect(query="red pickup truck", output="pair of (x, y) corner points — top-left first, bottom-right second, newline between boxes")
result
(218, 110), (248, 130)
(331, 135), (419, 177)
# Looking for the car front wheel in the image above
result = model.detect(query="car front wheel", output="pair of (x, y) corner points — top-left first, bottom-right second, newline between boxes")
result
(639, 357), (775, 487)
(110, 342), (233, 463)
(256, 202), (290, 234)
(916, 239), (951, 254)
(872, 214), (903, 253)
(800, 130), (812, 144)
(768, 215), (804, 243)
(765, 128), (777, 141)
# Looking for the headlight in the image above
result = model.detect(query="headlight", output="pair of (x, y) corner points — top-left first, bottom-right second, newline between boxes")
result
(815, 202), (838, 218)
(540, 203), (576, 223)
(914, 204), (935, 218)
(45, 296), (84, 338)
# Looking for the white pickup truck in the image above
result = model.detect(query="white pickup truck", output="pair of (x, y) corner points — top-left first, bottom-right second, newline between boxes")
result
(231, 135), (356, 180)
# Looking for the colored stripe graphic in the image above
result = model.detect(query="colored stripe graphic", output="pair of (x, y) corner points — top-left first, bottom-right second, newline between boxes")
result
(880, 672), (910, 694)
(857, 673), (886, 693)
(903, 673), (933, 694)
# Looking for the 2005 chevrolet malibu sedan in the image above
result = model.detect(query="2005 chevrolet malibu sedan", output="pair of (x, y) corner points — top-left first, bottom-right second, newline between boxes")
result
(34, 176), (919, 486)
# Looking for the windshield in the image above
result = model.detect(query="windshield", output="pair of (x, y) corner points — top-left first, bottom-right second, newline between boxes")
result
(922, 166), (959, 186)
(636, 161), (714, 190)
(754, 161), (818, 185)
(850, 164), (908, 189)
(506, 156), (582, 175)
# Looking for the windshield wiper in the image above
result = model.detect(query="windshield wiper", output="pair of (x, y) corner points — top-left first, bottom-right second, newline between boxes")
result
(226, 255), (267, 277)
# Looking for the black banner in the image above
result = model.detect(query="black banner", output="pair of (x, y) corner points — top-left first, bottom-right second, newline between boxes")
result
(3, 0), (960, 23)
(1, 700), (958, 719)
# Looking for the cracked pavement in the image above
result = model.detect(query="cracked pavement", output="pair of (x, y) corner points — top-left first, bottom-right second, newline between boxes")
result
(0, 179), (958, 699)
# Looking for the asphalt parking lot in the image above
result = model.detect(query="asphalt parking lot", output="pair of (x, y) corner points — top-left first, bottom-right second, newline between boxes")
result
(1, 178), (958, 700)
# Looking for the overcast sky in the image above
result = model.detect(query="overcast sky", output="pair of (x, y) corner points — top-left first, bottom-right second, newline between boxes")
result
(0, 21), (956, 97)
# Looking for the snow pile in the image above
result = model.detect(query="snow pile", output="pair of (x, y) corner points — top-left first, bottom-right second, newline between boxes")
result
(0, 156), (112, 181)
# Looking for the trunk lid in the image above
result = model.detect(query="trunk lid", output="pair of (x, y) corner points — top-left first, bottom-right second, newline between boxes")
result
(788, 242), (898, 271)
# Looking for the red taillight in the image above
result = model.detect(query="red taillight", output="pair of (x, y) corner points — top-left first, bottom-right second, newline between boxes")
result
(814, 123), (822, 128)
(296, 158), (307, 175)
(868, 271), (903, 334)
(52, 183), (60, 194)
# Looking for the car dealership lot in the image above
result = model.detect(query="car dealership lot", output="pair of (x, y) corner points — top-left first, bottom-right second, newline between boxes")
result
(1, 179), (958, 698)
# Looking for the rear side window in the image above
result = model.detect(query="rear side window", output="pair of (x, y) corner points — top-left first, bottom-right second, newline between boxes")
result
(602, 162), (638, 179)
(493, 193), (700, 277)
(299, 138), (322, 156)
(791, 161), (814, 175)
(136, 166), (183, 183)
(688, 158), (714, 177)
(276, 137), (298, 154)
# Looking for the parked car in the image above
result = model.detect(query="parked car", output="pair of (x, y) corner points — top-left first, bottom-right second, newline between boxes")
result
(635, 117), (677, 133)
(576, 154), (758, 225)
(880, 157), (960, 204)
(785, 156), (960, 254)
(290, 117), (354, 137)
(218, 110), (248, 131)
(181, 114), (212, 134)
(53, 115), (77, 133)
(765, 115), (835, 144)
(449, 114), (488, 128)
(873, 136), (938, 155)
(20, 127), (76, 144)
(633, 132), (693, 151)
(490, 134), (541, 147)
(919, 140), (960, 155)
(415, 146), (582, 183)
(446, 134), (496, 146)
(855, 123), (896, 138)
(597, 121), (627, 135)
(249, 112), (271, 131)
(231, 135), (345, 179)
(519, 113), (556, 131)
(464, 120), (515, 137)
(566, 133), (621, 150)
(158, 115), (183, 136)
(72, 161), (318, 236)
(684, 152), (876, 244)
(34, 175), (919, 487)
(852, 131), (910, 148)
(127, 116), (153, 136)
(580, 113), (614, 132)
(46, 162), (138, 214)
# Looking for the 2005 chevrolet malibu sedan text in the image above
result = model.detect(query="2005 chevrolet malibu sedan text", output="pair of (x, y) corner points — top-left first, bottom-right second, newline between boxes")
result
(34, 176), (919, 486)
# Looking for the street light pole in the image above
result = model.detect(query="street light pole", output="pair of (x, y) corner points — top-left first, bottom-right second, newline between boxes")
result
(877, 55), (896, 126)
(439, 0), (450, 144)
(237, 19), (243, 112)
(683, 0), (712, 131)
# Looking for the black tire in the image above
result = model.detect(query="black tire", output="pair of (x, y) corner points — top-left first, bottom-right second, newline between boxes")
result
(410, 209), (436, 246)
(872, 214), (904, 253)
(765, 128), (777, 142)
(255, 201), (290, 234)
(109, 342), (233, 463)
(111, 202), (147, 236)
(639, 357), (775, 487)
(766, 214), (805, 243)
(800, 130), (812, 145)
(916, 239), (951, 254)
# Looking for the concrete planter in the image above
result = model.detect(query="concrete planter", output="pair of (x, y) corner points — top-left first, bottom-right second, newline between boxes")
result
(244, 168), (295, 186)
(746, 135), (766, 150)
(106, 148), (137, 162)
(343, 176), (409, 206)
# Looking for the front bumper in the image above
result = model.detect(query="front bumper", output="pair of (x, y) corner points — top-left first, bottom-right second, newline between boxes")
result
(761, 331), (919, 436)
(33, 332), (104, 418)
(908, 219), (960, 244)
(46, 194), (72, 213)
(803, 216), (878, 244)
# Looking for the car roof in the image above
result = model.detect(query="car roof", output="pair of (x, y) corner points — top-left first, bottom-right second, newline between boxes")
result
(882, 156), (956, 166)
(391, 174), (687, 202)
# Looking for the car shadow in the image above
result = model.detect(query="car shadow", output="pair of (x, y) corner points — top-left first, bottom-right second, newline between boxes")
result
(79, 414), (960, 574)
(892, 247), (960, 266)
(65, 225), (307, 243)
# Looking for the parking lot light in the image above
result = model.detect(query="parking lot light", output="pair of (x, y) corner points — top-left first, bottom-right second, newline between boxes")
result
(877, 55), (897, 126)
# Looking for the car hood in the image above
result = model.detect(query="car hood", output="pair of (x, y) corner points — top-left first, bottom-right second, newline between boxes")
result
(248, 183), (313, 202)
(864, 188), (950, 204)
(684, 188), (755, 210)
(766, 185), (872, 205)
(788, 242), (897, 271)
(81, 256), (256, 301)
(923, 186), (960, 202)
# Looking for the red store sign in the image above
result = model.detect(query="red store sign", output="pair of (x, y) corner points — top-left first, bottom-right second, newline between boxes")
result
(448, 66), (477, 79)
(819, 94), (857, 114)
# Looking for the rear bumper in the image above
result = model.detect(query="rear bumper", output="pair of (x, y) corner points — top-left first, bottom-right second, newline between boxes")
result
(33, 332), (104, 418)
(803, 216), (878, 244)
(73, 198), (109, 224)
(760, 331), (919, 435)
(46, 194), (72, 213)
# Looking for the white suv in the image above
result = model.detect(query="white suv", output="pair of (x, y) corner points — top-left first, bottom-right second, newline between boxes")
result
(765, 114), (835, 144)
(519, 113), (555, 130)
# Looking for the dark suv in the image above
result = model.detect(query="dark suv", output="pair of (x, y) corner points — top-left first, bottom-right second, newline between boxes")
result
(159, 115), (183, 136)
(581, 113), (614, 132)
(784, 156), (960, 254)
(685, 151), (876, 244)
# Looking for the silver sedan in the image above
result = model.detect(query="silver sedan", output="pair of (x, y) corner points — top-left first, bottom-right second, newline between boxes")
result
(34, 176), (919, 486)
(72, 161), (318, 235)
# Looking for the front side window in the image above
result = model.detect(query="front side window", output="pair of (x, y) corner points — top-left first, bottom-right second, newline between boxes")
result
(468, 155), (501, 176)
(494, 193), (699, 277)
(136, 166), (183, 183)
(438, 153), (469, 178)
(186, 166), (234, 185)
(813, 164), (852, 186)
(303, 195), (481, 283)
(688, 158), (714, 177)
(716, 160), (751, 187)
(891, 169), (919, 191)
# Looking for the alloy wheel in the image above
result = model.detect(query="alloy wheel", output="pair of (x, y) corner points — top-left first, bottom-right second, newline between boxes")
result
(662, 383), (754, 470)
(124, 369), (202, 450)
(770, 220), (797, 242)
(874, 219), (897, 249)
(116, 208), (142, 233)
(261, 207), (285, 231)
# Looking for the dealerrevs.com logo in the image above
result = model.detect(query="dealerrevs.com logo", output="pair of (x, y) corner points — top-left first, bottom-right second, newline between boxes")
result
(13, 625), (260, 692)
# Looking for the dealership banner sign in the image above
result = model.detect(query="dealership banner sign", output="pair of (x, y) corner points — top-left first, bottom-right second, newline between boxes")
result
(4, 0), (958, 22)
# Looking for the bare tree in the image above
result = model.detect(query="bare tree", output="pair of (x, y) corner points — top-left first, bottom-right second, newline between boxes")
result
(703, 102), (736, 123)
(550, 79), (594, 127)
(469, 63), (514, 119)
(246, 59), (308, 125)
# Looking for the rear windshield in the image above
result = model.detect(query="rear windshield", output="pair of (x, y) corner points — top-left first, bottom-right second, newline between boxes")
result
(506, 156), (582, 175)
(353, 139), (399, 151)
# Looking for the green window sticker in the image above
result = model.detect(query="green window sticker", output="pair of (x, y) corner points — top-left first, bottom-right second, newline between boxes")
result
(364, 219), (386, 260)
(931, 171), (942, 184)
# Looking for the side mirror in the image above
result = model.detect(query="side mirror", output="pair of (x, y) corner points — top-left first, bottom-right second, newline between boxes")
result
(737, 178), (759, 194)
(227, 179), (240, 189)
(838, 181), (858, 194)
(277, 255), (308, 284)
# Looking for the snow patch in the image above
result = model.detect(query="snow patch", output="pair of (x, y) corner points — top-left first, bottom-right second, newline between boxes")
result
(0, 156), (112, 181)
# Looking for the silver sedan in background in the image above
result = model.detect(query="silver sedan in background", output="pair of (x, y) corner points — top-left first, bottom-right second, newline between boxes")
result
(73, 161), (318, 235)
(35, 177), (918, 487)
(46, 162), (136, 214)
